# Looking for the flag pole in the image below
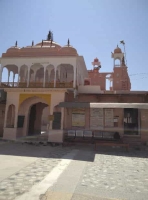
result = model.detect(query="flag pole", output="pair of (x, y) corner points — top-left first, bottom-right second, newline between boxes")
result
(124, 43), (127, 65)
(120, 40), (127, 65)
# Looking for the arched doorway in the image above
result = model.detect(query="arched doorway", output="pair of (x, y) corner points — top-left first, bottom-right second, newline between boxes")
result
(28, 102), (48, 136)
(18, 96), (50, 137)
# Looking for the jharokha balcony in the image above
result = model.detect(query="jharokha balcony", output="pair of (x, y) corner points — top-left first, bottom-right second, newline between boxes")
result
(1, 82), (74, 88)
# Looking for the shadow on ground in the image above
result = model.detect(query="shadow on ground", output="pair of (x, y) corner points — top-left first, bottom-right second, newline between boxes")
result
(0, 140), (148, 162)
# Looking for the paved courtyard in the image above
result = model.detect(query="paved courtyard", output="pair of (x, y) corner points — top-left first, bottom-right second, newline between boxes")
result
(0, 140), (148, 200)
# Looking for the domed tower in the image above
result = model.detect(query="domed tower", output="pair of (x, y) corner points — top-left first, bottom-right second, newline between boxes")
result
(91, 58), (101, 71)
(112, 46), (131, 91)
(111, 45), (124, 67)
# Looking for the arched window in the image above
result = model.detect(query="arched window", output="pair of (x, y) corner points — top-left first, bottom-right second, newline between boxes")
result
(106, 74), (111, 90)
(115, 58), (121, 66)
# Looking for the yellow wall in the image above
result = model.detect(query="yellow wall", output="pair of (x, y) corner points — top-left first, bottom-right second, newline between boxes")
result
(19, 94), (51, 107)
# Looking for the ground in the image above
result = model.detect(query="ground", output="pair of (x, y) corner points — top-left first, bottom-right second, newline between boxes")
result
(0, 140), (148, 200)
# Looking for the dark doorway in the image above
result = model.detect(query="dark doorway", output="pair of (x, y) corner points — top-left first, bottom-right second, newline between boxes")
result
(28, 104), (36, 135)
(124, 108), (139, 135)
(52, 112), (61, 130)
(28, 102), (48, 136)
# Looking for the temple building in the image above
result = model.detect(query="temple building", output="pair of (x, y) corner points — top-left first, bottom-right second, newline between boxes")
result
(0, 32), (148, 145)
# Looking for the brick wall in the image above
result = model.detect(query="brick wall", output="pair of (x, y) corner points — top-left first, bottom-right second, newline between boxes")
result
(140, 109), (148, 143)
(65, 92), (147, 103)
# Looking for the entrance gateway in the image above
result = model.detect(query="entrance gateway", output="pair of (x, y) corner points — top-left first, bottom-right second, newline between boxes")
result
(18, 94), (51, 136)
(18, 94), (62, 136)
(28, 103), (62, 136)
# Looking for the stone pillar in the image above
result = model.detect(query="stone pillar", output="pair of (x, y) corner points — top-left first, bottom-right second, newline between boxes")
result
(43, 67), (46, 87)
(54, 68), (57, 88)
(4, 105), (8, 128)
(27, 66), (31, 87)
(17, 68), (20, 86)
(73, 65), (76, 88)
(13, 73), (15, 87)
(7, 70), (10, 85)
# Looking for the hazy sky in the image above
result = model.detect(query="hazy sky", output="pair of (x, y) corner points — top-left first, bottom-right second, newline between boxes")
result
(0, 0), (148, 90)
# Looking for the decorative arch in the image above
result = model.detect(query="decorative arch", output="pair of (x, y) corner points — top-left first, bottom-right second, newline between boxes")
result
(19, 94), (51, 108)
(1, 67), (8, 82)
(36, 67), (44, 82)
(45, 64), (54, 83)
(18, 96), (50, 136)
(2, 65), (18, 86)
(49, 68), (56, 82)
(57, 64), (74, 83)
(29, 64), (44, 82)
(3, 64), (18, 75)
(20, 65), (28, 82)
(6, 104), (15, 128)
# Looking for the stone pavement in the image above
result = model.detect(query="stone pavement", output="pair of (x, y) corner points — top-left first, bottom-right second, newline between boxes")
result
(74, 149), (148, 200)
(0, 142), (148, 200)
(0, 142), (75, 200)
(42, 147), (148, 200)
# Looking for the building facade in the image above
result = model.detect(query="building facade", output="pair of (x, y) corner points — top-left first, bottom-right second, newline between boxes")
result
(0, 33), (148, 144)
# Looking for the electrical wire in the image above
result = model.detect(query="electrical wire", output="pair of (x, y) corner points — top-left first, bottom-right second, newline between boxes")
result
(130, 76), (148, 81)
(129, 73), (148, 76)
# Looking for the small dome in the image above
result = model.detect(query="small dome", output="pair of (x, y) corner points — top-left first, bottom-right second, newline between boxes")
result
(114, 45), (122, 54)
(35, 40), (61, 49)
(59, 45), (78, 56)
(6, 46), (20, 53)
(94, 58), (99, 62)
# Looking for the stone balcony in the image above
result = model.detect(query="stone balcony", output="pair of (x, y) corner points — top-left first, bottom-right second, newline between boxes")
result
(1, 82), (73, 88)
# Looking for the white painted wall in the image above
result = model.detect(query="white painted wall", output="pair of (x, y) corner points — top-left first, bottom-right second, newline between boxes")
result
(78, 85), (102, 94)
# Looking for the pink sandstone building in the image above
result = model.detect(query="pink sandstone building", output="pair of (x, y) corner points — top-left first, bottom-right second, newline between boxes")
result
(0, 32), (148, 145)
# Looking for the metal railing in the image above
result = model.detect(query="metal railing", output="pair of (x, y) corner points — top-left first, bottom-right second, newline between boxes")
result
(1, 82), (73, 88)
